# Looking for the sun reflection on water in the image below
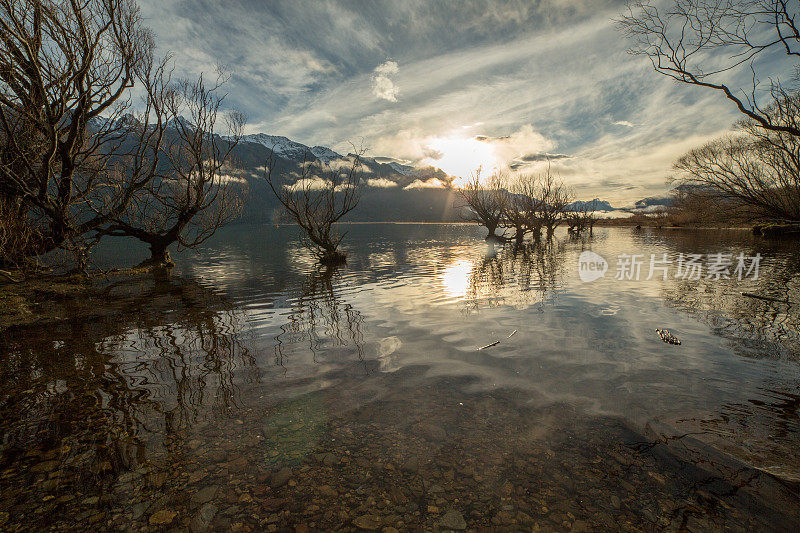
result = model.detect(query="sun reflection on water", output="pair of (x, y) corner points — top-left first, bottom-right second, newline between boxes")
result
(441, 259), (473, 298)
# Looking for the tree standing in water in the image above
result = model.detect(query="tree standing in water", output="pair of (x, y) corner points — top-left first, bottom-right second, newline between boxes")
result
(265, 148), (365, 265)
(105, 72), (246, 266)
(0, 0), (161, 270)
(457, 170), (509, 242)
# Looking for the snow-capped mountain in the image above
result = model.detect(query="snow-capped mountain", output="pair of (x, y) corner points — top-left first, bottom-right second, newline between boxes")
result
(309, 145), (342, 163)
(166, 116), (194, 130)
(236, 133), (343, 162)
(388, 161), (416, 176)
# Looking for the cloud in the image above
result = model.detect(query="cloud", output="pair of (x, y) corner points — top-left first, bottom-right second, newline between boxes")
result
(284, 177), (330, 191)
(218, 174), (249, 185)
(404, 177), (447, 189)
(518, 152), (571, 162)
(372, 61), (400, 102)
(135, 0), (794, 204)
(367, 178), (399, 188)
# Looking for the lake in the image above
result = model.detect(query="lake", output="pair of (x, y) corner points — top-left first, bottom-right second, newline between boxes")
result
(1, 224), (799, 531)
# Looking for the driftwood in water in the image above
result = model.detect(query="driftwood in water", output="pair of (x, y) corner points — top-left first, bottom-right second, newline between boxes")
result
(478, 330), (518, 350)
(741, 292), (794, 304)
(477, 341), (500, 350)
(0, 270), (22, 283)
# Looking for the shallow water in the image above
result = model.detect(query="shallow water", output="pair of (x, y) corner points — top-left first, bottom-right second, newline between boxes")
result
(1, 224), (799, 531)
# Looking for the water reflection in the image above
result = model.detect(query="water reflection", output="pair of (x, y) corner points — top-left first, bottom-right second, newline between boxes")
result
(462, 242), (567, 311)
(2, 225), (800, 529)
(0, 275), (256, 524)
(647, 229), (800, 358)
(273, 267), (365, 367)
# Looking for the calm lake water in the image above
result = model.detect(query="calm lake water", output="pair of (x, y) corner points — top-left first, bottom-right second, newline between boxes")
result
(1, 224), (799, 531)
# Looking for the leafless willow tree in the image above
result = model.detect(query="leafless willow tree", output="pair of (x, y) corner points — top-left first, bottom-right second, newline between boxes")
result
(0, 0), (157, 269)
(566, 201), (599, 236)
(457, 170), (509, 241)
(674, 93), (800, 220)
(266, 149), (365, 265)
(503, 173), (542, 245)
(502, 192), (531, 245)
(105, 72), (246, 265)
(523, 166), (572, 239)
(618, 0), (800, 137)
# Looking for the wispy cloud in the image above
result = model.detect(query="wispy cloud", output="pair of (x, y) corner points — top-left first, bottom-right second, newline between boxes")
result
(404, 177), (447, 190)
(136, 0), (792, 203)
(367, 178), (399, 188)
(284, 177), (330, 192)
(372, 61), (399, 102)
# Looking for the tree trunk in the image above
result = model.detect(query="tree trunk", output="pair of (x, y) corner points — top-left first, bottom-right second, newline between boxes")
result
(486, 222), (498, 241)
(514, 225), (524, 245)
(147, 241), (174, 267)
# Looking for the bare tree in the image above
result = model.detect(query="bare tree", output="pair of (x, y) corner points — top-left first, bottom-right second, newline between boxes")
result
(502, 194), (530, 245)
(457, 170), (509, 242)
(618, 0), (800, 137)
(265, 149), (364, 265)
(105, 72), (246, 266)
(674, 93), (800, 220)
(512, 173), (545, 242)
(0, 0), (158, 268)
(530, 166), (571, 239)
(567, 200), (599, 236)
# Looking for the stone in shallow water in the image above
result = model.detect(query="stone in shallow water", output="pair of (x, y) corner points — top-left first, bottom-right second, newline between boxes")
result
(401, 456), (419, 473)
(352, 514), (382, 530)
(130, 501), (150, 520)
(317, 485), (338, 497)
(270, 467), (292, 488)
(189, 503), (218, 533)
(191, 485), (218, 505)
(439, 509), (466, 530)
(321, 452), (338, 466)
(149, 509), (177, 526)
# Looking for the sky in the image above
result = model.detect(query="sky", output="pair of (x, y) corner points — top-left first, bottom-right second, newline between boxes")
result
(138, 0), (792, 206)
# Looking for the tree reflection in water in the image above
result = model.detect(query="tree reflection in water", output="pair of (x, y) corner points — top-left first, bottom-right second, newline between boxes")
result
(462, 240), (567, 311)
(0, 274), (255, 486)
(273, 266), (365, 367)
(649, 230), (800, 358)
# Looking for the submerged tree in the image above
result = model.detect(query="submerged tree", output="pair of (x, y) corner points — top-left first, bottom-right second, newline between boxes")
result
(457, 170), (509, 242)
(566, 201), (599, 236)
(502, 193), (530, 245)
(105, 72), (246, 266)
(618, 0), (800, 137)
(266, 149), (365, 265)
(528, 166), (571, 239)
(0, 0), (158, 267)
(508, 172), (546, 243)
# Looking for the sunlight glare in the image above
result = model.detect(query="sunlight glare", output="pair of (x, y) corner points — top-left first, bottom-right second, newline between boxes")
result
(423, 135), (500, 184)
(441, 259), (473, 298)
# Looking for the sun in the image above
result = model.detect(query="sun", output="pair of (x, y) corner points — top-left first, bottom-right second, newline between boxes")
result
(423, 135), (500, 185)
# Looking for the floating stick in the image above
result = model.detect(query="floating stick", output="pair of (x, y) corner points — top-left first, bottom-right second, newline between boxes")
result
(741, 292), (793, 304)
(477, 341), (500, 350)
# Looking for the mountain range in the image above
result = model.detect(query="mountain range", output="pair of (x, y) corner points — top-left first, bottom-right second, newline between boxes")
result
(227, 132), (629, 222)
(100, 117), (637, 222)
